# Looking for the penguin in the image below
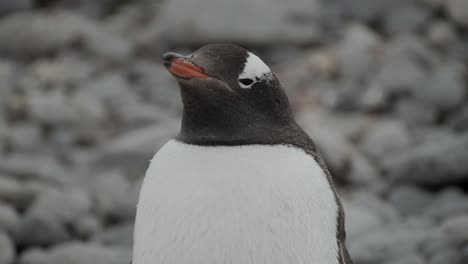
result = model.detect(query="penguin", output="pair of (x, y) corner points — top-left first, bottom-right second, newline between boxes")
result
(132, 44), (352, 264)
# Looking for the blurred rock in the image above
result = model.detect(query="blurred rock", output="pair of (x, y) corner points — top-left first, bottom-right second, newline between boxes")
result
(360, 119), (412, 160)
(344, 200), (384, 242)
(91, 121), (179, 175)
(439, 214), (468, 243)
(427, 21), (457, 48)
(94, 222), (133, 247)
(27, 89), (79, 125)
(0, 12), (131, 60)
(388, 185), (434, 217)
(384, 1), (431, 35)
(449, 105), (468, 132)
(0, 202), (18, 235)
(0, 0), (32, 16)
(0, 231), (14, 264)
(158, 0), (323, 44)
(429, 249), (462, 264)
(384, 133), (468, 187)
(349, 223), (434, 264)
(72, 214), (101, 239)
(19, 242), (131, 264)
(445, 0), (468, 28)
(27, 188), (92, 225)
(347, 153), (380, 186)
(91, 170), (137, 222)
(336, 23), (380, 80)
(413, 62), (466, 111)
(16, 214), (71, 248)
(395, 99), (437, 126)
(423, 188), (468, 221)
(384, 255), (425, 264)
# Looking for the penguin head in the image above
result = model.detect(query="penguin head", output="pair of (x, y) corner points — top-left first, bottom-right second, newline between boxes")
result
(162, 44), (294, 144)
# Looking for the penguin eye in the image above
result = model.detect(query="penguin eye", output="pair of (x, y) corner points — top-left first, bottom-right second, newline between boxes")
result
(239, 78), (254, 87)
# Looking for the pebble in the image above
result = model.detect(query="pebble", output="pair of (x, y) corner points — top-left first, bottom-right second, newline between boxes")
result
(383, 133), (468, 187)
(360, 119), (412, 160)
(0, 202), (18, 235)
(19, 242), (131, 264)
(440, 214), (468, 243)
(15, 214), (70, 248)
(388, 185), (433, 217)
(413, 62), (466, 111)
(0, 231), (14, 264)
(445, 0), (468, 28)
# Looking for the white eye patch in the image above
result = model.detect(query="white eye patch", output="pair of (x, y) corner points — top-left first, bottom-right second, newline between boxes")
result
(238, 52), (273, 89)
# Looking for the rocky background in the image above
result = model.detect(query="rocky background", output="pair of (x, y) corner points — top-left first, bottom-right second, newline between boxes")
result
(0, 0), (467, 263)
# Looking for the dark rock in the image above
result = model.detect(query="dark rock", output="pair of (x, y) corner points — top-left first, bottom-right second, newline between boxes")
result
(16, 214), (71, 248)
(0, 202), (18, 236)
(388, 185), (434, 217)
(0, 0), (32, 17)
(0, 231), (14, 264)
(383, 133), (468, 187)
(93, 223), (133, 247)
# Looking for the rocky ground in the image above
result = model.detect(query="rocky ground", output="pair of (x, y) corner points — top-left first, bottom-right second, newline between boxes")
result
(0, 0), (467, 263)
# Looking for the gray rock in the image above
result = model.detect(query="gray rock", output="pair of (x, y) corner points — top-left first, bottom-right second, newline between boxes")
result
(440, 214), (468, 243)
(336, 23), (380, 80)
(360, 119), (412, 160)
(4, 124), (41, 153)
(129, 60), (181, 111)
(91, 121), (179, 176)
(384, 1), (431, 34)
(93, 223), (133, 247)
(423, 188), (468, 221)
(0, 231), (14, 264)
(344, 200), (383, 242)
(384, 255), (425, 264)
(383, 133), (468, 187)
(338, 0), (401, 22)
(27, 188), (92, 225)
(0, 154), (67, 185)
(72, 214), (101, 239)
(374, 54), (427, 96)
(31, 56), (94, 88)
(0, 12), (131, 60)
(91, 170), (138, 222)
(352, 193), (401, 226)
(395, 99), (437, 126)
(20, 242), (131, 264)
(0, 202), (18, 235)
(16, 214), (70, 248)
(347, 153), (380, 186)
(0, 0), (32, 16)
(158, 0), (323, 44)
(27, 90), (79, 125)
(429, 249), (461, 264)
(427, 21), (457, 48)
(449, 105), (468, 132)
(0, 177), (26, 208)
(349, 223), (435, 264)
(445, 0), (468, 28)
(388, 185), (434, 217)
(413, 62), (465, 111)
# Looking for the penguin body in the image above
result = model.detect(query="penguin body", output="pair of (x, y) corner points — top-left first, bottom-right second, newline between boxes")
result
(133, 44), (352, 264)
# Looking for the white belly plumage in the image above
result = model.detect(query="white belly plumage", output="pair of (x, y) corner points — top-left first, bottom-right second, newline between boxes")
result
(133, 140), (339, 264)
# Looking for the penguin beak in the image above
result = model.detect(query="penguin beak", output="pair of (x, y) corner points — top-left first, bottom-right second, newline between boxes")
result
(162, 52), (209, 79)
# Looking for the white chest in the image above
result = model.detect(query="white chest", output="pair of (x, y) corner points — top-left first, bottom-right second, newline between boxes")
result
(133, 140), (339, 264)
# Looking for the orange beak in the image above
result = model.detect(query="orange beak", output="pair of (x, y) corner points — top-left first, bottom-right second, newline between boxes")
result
(163, 52), (209, 79)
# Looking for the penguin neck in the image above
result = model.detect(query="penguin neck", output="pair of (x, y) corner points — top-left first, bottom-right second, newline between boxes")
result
(177, 102), (301, 146)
